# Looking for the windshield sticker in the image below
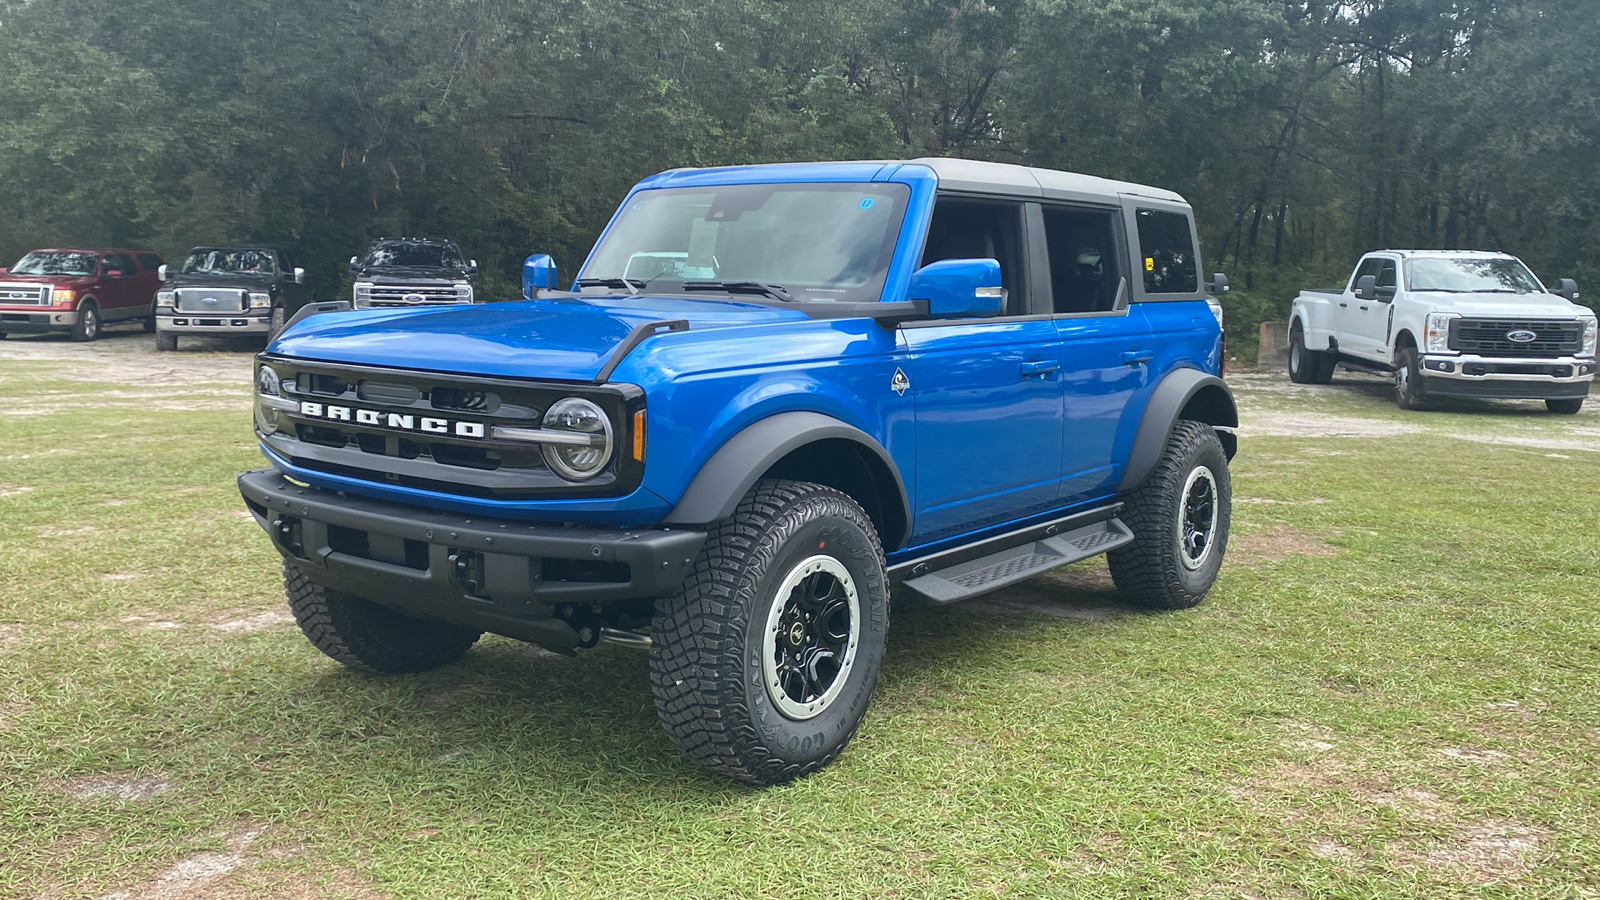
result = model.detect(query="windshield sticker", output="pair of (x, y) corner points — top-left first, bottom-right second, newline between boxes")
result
(687, 219), (718, 269)
(1145, 257), (1155, 272)
(859, 197), (875, 210)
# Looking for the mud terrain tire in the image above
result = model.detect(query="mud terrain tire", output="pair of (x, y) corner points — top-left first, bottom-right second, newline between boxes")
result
(1108, 419), (1231, 610)
(283, 564), (480, 674)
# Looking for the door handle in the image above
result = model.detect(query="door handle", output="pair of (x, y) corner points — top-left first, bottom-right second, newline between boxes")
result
(1122, 350), (1154, 366)
(1338, 302), (1349, 308)
(1020, 360), (1059, 378)
(1359, 305), (1369, 311)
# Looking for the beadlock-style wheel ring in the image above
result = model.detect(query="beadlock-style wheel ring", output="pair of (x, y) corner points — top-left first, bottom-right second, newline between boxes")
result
(1177, 465), (1219, 570)
(761, 554), (861, 721)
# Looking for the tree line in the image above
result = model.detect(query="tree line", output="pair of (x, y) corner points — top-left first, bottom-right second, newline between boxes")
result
(2, 0), (1596, 351)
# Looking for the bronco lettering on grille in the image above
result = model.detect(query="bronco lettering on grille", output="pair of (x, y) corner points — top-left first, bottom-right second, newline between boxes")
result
(297, 401), (486, 438)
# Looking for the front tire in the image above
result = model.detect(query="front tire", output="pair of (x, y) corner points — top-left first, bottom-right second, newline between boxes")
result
(1395, 346), (1429, 411)
(650, 479), (889, 786)
(155, 331), (177, 352)
(69, 300), (100, 342)
(143, 303), (157, 333)
(283, 565), (481, 674)
(1109, 419), (1231, 610)
(1287, 322), (1334, 384)
(267, 305), (286, 340)
(1546, 397), (1585, 415)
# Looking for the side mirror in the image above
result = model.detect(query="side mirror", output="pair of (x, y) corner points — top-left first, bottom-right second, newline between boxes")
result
(1555, 278), (1580, 302)
(908, 258), (1005, 319)
(348, 256), (359, 277)
(1354, 274), (1376, 301)
(0, 267), (9, 276)
(157, 264), (168, 282)
(293, 267), (306, 285)
(1209, 272), (1229, 295)
(468, 259), (479, 276)
(522, 254), (558, 299)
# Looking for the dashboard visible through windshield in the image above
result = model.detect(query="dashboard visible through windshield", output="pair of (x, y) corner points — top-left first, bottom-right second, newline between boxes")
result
(582, 183), (911, 303)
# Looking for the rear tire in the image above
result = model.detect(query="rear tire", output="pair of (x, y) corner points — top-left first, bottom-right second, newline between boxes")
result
(69, 300), (100, 342)
(1287, 322), (1333, 384)
(1546, 397), (1584, 415)
(650, 479), (889, 786)
(1395, 346), (1429, 411)
(283, 564), (480, 674)
(155, 331), (177, 352)
(1109, 420), (1231, 610)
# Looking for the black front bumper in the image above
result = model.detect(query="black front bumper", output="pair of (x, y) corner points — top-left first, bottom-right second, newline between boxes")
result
(1419, 375), (1591, 401)
(0, 312), (69, 333)
(239, 469), (705, 649)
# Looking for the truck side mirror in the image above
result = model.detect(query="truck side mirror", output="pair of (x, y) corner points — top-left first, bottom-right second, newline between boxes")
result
(1354, 274), (1376, 301)
(908, 258), (1005, 319)
(349, 256), (360, 277)
(157, 265), (168, 282)
(1209, 272), (1229, 295)
(522, 254), (558, 299)
(1555, 278), (1580, 301)
(293, 267), (306, 285)
(469, 259), (479, 276)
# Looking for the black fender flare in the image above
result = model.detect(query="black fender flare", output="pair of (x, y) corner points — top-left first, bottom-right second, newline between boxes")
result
(662, 411), (911, 529)
(1117, 369), (1238, 492)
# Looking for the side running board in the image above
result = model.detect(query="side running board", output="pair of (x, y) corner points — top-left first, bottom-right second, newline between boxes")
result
(897, 517), (1134, 605)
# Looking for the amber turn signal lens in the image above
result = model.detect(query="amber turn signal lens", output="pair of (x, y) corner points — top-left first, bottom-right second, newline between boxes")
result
(632, 409), (646, 462)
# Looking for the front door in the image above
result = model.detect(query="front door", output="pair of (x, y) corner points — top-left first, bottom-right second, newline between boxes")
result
(903, 196), (1064, 544)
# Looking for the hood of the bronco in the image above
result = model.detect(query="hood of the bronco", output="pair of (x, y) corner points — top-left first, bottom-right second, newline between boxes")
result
(1415, 291), (1593, 319)
(270, 294), (810, 381)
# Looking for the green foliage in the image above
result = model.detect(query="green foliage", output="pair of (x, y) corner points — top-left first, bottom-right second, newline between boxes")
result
(0, 0), (1595, 304)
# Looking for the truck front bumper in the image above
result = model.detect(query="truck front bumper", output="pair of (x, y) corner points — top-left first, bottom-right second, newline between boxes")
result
(1420, 354), (1594, 400)
(157, 312), (270, 334)
(239, 468), (705, 650)
(0, 310), (75, 333)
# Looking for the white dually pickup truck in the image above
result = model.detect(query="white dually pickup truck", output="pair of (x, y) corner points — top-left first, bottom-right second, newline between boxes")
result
(1287, 250), (1597, 413)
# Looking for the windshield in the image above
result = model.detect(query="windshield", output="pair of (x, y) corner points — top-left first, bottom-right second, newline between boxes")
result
(362, 242), (461, 269)
(183, 249), (277, 276)
(582, 183), (911, 302)
(1406, 257), (1544, 294)
(9, 251), (98, 276)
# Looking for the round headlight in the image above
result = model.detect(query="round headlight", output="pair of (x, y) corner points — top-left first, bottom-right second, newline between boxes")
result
(254, 366), (282, 434)
(541, 398), (613, 480)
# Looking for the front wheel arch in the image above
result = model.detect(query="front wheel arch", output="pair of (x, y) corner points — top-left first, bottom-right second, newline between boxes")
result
(1118, 369), (1237, 493)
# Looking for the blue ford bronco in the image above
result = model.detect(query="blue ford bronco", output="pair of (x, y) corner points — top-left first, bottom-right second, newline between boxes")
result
(241, 159), (1237, 785)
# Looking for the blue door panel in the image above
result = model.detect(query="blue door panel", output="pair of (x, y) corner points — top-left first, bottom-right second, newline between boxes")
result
(1055, 305), (1155, 500)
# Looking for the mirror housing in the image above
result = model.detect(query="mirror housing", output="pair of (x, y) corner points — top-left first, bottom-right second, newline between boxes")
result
(908, 258), (1005, 319)
(157, 264), (168, 282)
(0, 267), (8, 276)
(348, 256), (360, 277)
(1555, 278), (1580, 302)
(1209, 272), (1229, 295)
(1354, 274), (1377, 301)
(468, 259), (479, 277)
(522, 254), (558, 299)
(293, 267), (306, 285)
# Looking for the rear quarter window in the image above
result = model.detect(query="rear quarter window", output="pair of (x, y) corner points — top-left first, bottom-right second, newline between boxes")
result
(1135, 209), (1198, 295)
(137, 253), (163, 271)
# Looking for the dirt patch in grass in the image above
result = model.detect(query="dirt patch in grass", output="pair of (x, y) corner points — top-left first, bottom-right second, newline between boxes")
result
(0, 484), (33, 498)
(1242, 414), (1424, 438)
(210, 611), (295, 634)
(1228, 526), (1341, 566)
(0, 622), (21, 651)
(98, 825), (268, 900)
(0, 333), (255, 386)
(1397, 821), (1551, 886)
(61, 774), (173, 801)
(1448, 432), (1600, 453)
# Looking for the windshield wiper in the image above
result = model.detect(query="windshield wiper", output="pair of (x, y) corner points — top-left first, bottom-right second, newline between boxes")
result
(679, 280), (793, 302)
(574, 277), (644, 296)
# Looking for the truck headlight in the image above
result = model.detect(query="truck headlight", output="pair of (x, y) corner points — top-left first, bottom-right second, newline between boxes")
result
(455, 283), (474, 303)
(1425, 313), (1456, 353)
(52, 287), (76, 305)
(156, 291), (175, 308)
(249, 292), (271, 309)
(1582, 318), (1597, 358)
(253, 364), (295, 435)
(353, 282), (373, 308)
(538, 398), (613, 480)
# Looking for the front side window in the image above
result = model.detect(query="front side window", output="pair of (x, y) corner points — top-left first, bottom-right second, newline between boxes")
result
(1135, 209), (1198, 295)
(183, 249), (278, 276)
(584, 183), (910, 303)
(1406, 257), (1544, 294)
(9, 251), (99, 276)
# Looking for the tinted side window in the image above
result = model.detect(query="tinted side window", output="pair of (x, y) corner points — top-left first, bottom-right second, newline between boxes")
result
(111, 253), (139, 274)
(1376, 260), (1397, 288)
(922, 198), (1027, 315)
(1042, 206), (1123, 314)
(1135, 209), (1197, 294)
(1349, 258), (1381, 291)
(137, 253), (162, 272)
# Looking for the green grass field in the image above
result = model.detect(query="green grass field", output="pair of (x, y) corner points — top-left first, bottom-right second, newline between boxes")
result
(2, 354), (1597, 899)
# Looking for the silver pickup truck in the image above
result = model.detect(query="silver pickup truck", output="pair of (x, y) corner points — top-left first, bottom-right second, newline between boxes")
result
(1287, 250), (1596, 412)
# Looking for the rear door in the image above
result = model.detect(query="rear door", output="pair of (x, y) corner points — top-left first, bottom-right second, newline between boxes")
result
(101, 252), (143, 317)
(902, 195), (1065, 544)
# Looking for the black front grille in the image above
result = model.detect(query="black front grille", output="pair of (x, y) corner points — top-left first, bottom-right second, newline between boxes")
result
(1449, 318), (1582, 357)
(260, 357), (643, 500)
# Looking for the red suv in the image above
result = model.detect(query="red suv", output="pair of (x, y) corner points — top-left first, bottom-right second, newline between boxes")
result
(0, 248), (165, 341)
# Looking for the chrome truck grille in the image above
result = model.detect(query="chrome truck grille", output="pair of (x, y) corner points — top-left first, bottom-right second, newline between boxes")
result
(367, 283), (467, 306)
(1449, 318), (1583, 358)
(0, 283), (52, 305)
(176, 288), (247, 313)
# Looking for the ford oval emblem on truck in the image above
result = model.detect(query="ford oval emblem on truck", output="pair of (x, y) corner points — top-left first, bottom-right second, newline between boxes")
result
(1506, 329), (1538, 343)
(404, 293), (425, 303)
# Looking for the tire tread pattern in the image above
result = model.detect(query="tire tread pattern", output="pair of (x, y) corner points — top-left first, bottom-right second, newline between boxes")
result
(1108, 420), (1231, 610)
(283, 564), (479, 674)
